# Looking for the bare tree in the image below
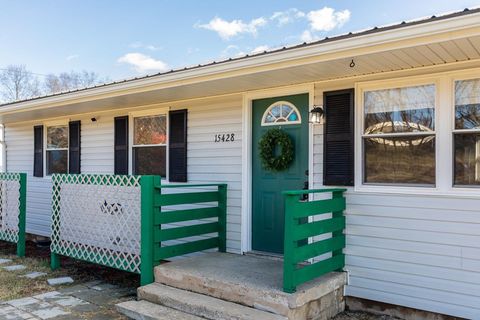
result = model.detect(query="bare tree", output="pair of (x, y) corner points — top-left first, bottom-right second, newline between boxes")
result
(0, 65), (41, 103)
(0, 65), (107, 103)
(43, 70), (104, 95)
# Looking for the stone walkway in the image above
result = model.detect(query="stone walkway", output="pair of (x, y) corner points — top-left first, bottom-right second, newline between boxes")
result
(0, 281), (135, 320)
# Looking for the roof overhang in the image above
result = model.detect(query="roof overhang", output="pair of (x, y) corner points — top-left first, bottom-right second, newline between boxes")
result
(1, 10), (480, 123)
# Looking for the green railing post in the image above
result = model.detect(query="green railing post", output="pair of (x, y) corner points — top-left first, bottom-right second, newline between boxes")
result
(51, 253), (61, 270)
(140, 175), (156, 286)
(218, 184), (227, 252)
(16, 173), (27, 257)
(51, 175), (60, 270)
(283, 193), (297, 293)
(332, 190), (345, 271)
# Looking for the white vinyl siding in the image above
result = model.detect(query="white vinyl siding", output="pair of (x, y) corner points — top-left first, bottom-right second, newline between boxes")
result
(5, 124), (52, 236)
(345, 193), (480, 319)
(4, 95), (243, 253)
(314, 83), (480, 319)
(80, 115), (115, 174)
(181, 96), (243, 253)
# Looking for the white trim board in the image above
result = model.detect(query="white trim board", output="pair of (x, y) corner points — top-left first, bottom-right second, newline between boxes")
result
(354, 69), (480, 197)
(240, 84), (315, 253)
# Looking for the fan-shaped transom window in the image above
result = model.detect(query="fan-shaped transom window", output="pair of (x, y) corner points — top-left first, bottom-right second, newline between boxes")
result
(261, 101), (301, 126)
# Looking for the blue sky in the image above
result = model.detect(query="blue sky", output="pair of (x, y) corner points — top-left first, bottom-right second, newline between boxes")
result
(1, 0), (480, 81)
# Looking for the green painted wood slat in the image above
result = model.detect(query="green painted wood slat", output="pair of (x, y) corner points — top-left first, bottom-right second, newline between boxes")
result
(292, 197), (346, 219)
(293, 254), (345, 287)
(154, 237), (220, 261)
(155, 222), (220, 241)
(157, 191), (219, 206)
(158, 183), (227, 189)
(155, 207), (220, 224)
(292, 235), (345, 263)
(292, 216), (345, 241)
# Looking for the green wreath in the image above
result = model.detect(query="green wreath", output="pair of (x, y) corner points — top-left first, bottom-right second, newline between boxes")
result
(258, 128), (294, 172)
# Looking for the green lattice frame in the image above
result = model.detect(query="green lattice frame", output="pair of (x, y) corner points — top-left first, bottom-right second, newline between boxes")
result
(50, 174), (144, 275)
(0, 173), (26, 257)
(50, 174), (228, 286)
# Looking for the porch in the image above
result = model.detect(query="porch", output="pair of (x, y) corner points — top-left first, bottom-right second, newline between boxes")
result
(42, 173), (347, 319)
(117, 252), (346, 320)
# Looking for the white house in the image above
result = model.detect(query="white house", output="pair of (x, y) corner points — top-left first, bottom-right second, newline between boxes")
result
(1, 8), (480, 319)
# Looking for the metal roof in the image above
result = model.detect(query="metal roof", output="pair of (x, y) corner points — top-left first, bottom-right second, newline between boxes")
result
(1, 7), (480, 107)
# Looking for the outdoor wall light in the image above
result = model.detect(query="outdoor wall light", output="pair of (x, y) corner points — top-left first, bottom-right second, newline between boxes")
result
(309, 105), (324, 124)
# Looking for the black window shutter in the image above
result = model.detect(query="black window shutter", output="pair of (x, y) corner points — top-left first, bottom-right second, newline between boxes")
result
(33, 125), (44, 177)
(68, 121), (81, 174)
(114, 116), (129, 175)
(323, 89), (354, 186)
(169, 109), (187, 182)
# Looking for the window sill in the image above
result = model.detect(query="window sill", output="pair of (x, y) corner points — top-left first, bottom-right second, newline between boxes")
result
(352, 184), (480, 199)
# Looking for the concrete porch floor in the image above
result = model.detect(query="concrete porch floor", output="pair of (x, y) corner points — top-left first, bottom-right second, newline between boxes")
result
(151, 252), (347, 319)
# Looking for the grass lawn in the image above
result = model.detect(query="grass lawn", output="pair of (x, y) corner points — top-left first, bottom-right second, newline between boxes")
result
(0, 240), (139, 301)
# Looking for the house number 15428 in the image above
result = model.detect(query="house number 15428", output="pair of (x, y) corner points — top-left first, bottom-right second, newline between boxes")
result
(214, 133), (235, 142)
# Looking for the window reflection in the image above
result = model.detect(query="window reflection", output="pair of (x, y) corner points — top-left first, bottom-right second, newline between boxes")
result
(261, 102), (301, 125)
(363, 84), (436, 185)
(454, 79), (480, 186)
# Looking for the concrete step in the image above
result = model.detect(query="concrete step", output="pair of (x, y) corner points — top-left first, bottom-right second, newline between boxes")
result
(116, 300), (205, 320)
(139, 283), (287, 320)
(154, 252), (347, 317)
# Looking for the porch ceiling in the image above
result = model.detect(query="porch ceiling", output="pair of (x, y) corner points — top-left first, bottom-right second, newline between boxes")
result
(2, 34), (480, 123)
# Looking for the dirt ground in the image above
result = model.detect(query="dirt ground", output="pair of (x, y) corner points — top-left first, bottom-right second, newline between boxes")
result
(0, 241), (393, 320)
(0, 241), (139, 301)
(334, 310), (399, 320)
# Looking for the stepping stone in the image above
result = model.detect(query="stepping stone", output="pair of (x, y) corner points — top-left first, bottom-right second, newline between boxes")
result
(7, 297), (39, 307)
(3, 264), (26, 271)
(47, 277), (74, 286)
(90, 283), (118, 291)
(0, 258), (12, 265)
(34, 291), (88, 308)
(23, 271), (48, 279)
(31, 306), (70, 319)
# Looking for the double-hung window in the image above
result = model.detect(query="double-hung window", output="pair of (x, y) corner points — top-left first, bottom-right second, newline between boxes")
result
(132, 114), (167, 177)
(454, 78), (480, 186)
(46, 125), (69, 175)
(362, 84), (436, 185)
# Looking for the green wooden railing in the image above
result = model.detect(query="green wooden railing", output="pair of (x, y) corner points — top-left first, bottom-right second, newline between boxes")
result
(140, 176), (227, 285)
(283, 188), (346, 293)
(49, 174), (227, 286)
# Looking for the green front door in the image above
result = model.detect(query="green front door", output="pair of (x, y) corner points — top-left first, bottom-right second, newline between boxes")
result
(252, 93), (309, 254)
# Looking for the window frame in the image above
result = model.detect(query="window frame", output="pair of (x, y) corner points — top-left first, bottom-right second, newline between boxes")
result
(361, 83), (437, 187)
(451, 74), (480, 189)
(128, 108), (169, 180)
(44, 120), (69, 177)
(355, 76), (442, 193)
(260, 101), (302, 126)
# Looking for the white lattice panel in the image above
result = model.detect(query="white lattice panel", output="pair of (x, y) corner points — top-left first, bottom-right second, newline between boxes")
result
(0, 173), (21, 243)
(51, 174), (142, 273)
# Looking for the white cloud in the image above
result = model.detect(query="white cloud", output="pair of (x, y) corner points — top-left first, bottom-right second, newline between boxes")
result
(306, 7), (351, 32)
(197, 16), (267, 40)
(270, 8), (305, 26)
(66, 54), (79, 61)
(118, 53), (169, 73)
(145, 45), (162, 51)
(220, 45), (245, 58)
(300, 30), (315, 42)
(129, 42), (162, 51)
(251, 45), (269, 54)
